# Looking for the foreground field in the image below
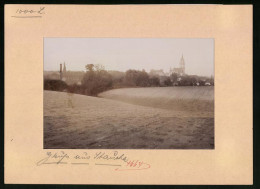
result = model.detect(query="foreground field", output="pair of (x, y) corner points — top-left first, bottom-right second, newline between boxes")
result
(44, 87), (214, 149)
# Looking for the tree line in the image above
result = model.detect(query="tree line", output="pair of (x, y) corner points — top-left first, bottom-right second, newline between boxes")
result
(44, 64), (214, 96)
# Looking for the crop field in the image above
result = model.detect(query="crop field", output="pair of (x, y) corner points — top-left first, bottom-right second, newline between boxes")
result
(44, 86), (214, 149)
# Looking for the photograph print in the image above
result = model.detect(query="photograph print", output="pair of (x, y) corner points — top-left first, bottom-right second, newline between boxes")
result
(44, 38), (214, 149)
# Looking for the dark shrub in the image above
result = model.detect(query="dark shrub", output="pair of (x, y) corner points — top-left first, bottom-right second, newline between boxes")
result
(67, 84), (82, 94)
(44, 79), (68, 91)
(164, 77), (172, 86)
(124, 69), (150, 87)
(81, 65), (113, 96)
(149, 76), (160, 87)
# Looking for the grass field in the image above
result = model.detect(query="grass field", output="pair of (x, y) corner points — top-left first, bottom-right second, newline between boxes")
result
(99, 86), (214, 113)
(44, 86), (214, 149)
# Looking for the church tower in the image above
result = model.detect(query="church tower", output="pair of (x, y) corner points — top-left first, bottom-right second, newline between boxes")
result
(63, 62), (67, 73)
(60, 63), (63, 80)
(179, 54), (185, 74)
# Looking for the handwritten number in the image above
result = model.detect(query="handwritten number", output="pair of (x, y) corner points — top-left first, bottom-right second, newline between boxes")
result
(13, 7), (45, 18)
(38, 7), (45, 14)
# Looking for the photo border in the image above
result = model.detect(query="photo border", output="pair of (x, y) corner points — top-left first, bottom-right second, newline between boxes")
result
(2, 0), (257, 188)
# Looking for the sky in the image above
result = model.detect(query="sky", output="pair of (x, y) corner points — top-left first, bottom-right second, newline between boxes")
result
(44, 38), (214, 77)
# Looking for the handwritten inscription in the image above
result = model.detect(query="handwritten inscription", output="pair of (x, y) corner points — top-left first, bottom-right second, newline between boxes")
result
(115, 160), (151, 171)
(94, 151), (128, 162)
(36, 151), (151, 171)
(36, 151), (69, 165)
(12, 7), (45, 18)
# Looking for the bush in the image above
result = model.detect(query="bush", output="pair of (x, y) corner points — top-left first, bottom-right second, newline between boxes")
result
(149, 76), (160, 87)
(81, 65), (113, 96)
(44, 79), (68, 91)
(164, 77), (172, 86)
(124, 69), (150, 87)
(67, 84), (82, 94)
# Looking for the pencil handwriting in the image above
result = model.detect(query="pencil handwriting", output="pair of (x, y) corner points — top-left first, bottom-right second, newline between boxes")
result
(36, 151), (151, 171)
(12, 7), (45, 18)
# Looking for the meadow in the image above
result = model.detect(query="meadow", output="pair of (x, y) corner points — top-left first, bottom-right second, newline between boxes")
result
(44, 86), (214, 149)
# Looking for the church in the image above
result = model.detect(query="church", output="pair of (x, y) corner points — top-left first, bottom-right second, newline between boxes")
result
(170, 54), (185, 76)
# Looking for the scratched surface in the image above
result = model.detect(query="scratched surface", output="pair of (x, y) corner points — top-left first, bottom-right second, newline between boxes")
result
(44, 88), (214, 149)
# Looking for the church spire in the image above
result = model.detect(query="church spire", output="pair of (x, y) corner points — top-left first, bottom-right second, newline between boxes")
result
(179, 54), (185, 74)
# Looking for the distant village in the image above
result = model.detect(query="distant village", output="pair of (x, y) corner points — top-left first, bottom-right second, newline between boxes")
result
(44, 55), (214, 87)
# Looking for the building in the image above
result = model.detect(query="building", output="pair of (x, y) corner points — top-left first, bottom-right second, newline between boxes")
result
(149, 69), (165, 76)
(170, 54), (185, 76)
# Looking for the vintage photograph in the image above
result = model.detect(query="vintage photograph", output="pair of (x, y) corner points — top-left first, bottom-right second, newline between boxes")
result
(44, 38), (214, 149)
